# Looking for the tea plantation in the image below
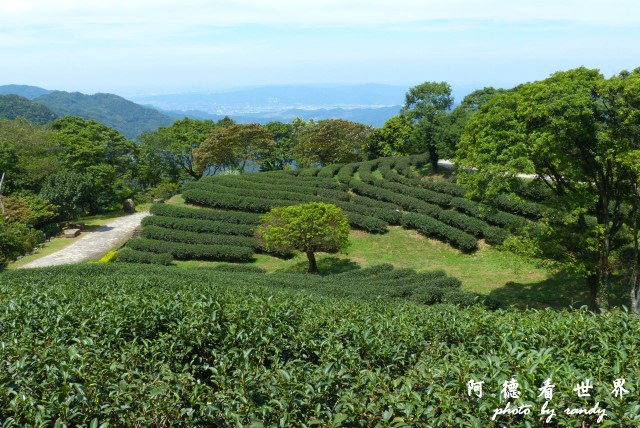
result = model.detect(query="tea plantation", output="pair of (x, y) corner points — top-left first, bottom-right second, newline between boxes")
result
(1, 264), (638, 426)
(122, 154), (548, 264)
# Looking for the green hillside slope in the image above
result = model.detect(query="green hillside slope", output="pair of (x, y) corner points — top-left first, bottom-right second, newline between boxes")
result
(0, 94), (58, 124)
(35, 91), (174, 138)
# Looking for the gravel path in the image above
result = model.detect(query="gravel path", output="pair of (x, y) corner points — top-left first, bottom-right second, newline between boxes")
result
(20, 211), (150, 269)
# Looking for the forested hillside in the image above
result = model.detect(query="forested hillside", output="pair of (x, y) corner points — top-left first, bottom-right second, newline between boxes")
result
(0, 95), (58, 124)
(35, 91), (174, 138)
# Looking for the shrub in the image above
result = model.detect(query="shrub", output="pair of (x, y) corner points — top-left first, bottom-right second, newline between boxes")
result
(127, 238), (254, 261)
(401, 212), (478, 252)
(141, 225), (258, 248)
(116, 247), (174, 265)
(149, 204), (260, 225)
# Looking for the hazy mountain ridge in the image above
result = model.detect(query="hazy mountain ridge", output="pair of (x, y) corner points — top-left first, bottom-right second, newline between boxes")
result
(0, 84), (51, 100)
(131, 84), (408, 113)
(0, 83), (420, 134)
(167, 105), (401, 127)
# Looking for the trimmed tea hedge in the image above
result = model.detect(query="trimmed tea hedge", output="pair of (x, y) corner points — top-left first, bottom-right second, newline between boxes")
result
(149, 203), (260, 225)
(141, 225), (258, 249)
(142, 215), (255, 236)
(1, 264), (637, 427)
(116, 247), (174, 265)
(402, 212), (478, 252)
(127, 237), (254, 261)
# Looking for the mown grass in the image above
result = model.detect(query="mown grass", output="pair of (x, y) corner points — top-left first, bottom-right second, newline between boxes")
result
(164, 182), (627, 309)
(176, 226), (604, 309)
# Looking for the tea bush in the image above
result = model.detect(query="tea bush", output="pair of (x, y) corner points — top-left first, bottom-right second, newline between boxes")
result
(0, 264), (637, 427)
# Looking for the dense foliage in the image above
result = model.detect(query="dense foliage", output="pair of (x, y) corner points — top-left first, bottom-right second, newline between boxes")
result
(34, 91), (173, 139)
(0, 264), (637, 426)
(258, 202), (351, 273)
(0, 94), (58, 124)
(457, 67), (640, 312)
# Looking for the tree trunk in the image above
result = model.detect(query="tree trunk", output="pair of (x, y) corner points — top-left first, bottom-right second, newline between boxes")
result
(0, 172), (7, 221)
(428, 146), (439, 172)
(631, 189), (640, 314)
(587, 274), (600, 312)
(306, 251), (318, 274)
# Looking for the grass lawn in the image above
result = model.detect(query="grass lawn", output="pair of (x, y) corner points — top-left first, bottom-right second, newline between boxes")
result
(160, 194), (632, 309)
(175, 226), (613, 309)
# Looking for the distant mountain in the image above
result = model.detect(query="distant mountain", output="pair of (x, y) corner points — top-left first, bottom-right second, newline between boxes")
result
(0, 84), (51, 100)
(34, 91), (175, 138)
(0, 94), (58, 124)
(167, 105), (400, 127)
(132, 84), (408, 114)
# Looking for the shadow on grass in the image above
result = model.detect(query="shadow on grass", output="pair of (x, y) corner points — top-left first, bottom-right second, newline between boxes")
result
(486, 272), (631, 310)
(281, 257), (362, 276)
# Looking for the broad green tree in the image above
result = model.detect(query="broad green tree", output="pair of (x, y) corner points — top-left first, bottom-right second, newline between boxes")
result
(439, 87), (506, 159)
(294, 119), (372, 167)
(0, 118), (61, 193)
(257, 202), (350, 274)
(367, 115), (415, 158)
(138, 117), (223, 181)
(51, 116), (138, 210)
(39, 171), (96, 220)
(401, 82), (453, 170)
(262, 119), (306, 170)
(456, 67), (640, 312)
(195, 123), (274, 174)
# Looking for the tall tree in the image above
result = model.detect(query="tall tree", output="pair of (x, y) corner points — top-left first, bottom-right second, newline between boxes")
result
(138, 118), (221, 181)
(194, 123), (274, 174)
(294, 119), (372, 168)
(401, 82), (453, 170)
(367, 115), (415, 158)
(51, 117), (138, 210)
(456, 67), (640, 312)
(0, 118), (61, 194)
(262, 119), (306, 171)
(439, 87), (507, 159)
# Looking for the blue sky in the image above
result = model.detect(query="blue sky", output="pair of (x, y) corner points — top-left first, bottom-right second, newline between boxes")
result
(1, 0), (639, 97)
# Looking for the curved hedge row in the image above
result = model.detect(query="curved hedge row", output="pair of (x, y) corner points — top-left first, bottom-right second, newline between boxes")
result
(142, 215), (255, 236)
(149, 204), (260, 225)
(116, 247), (174, 265)
(449, 197), (528, 230)
(183, 189), (290, 213)
(211, 172), (347, 190)
(343, 212), (389, 234)
(401, 212), (478, 252)
(336, 163), (358, 184)
(332, 200), (401, 225)
(317, 163), (344, 178)
(127, 237), (254, 261)
(495, 194), (550, 219)
(141, 225), (258, 249)
(350, 179), (504, 244)
(185, 182), (319, 204)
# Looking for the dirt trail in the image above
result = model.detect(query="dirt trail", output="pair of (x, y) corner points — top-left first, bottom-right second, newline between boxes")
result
(20, 211), (149, 268)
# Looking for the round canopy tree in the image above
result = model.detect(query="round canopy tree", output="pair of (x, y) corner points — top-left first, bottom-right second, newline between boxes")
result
(257, 202), (350, 274)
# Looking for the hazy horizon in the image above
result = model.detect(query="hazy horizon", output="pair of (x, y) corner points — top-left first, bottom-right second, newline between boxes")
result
(2, 0), (639, 97)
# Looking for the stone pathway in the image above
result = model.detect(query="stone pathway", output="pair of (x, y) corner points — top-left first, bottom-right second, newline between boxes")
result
(20, 211), (150, 268)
